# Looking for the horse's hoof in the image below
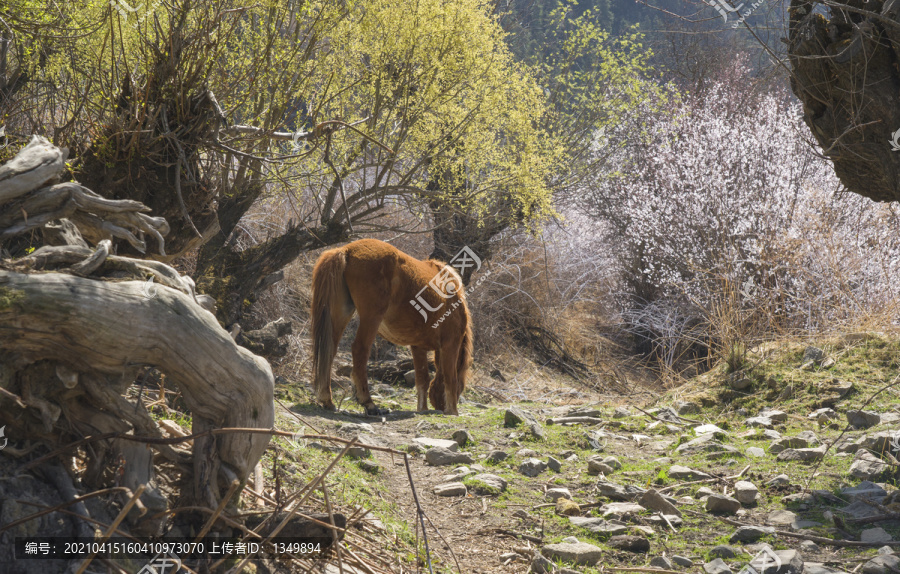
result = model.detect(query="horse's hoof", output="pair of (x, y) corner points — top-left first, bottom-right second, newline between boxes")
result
(320, 402), (337, 412)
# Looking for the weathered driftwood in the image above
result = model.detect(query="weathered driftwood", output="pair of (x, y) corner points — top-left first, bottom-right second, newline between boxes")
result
(0, 136), (276, 514)
(0, 271), (275, 507)
(0, 136), (169, 255)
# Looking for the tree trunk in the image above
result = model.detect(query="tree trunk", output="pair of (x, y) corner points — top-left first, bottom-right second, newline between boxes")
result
(788, 0), (900, 202)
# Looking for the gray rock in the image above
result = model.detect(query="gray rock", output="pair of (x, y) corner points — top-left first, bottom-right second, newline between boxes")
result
(547, 456), (562, 472)
(669, 465), (712, 480)
(452, 429), (474, 447)
(531, 553), (556, 574)
(613, 406), (632, 418)
(728, 372), (753, 390)
(602, 456), (622, 470)
(878, 546), (896, 556)
(776, 446), (826, 462)
(808, 408), (838, 423)
(734, 481), (760, 505)
(601, 502), (646, 519)
(861, 527), (893, 543)
(597, 480), (646, 501)
(760, 408), (788, 422)
(747, 447), (766, 457)
(695, 424), (729, 435)
(731, 525), (775, 542)
(568, 516), (629, 536)
(847, 410), (882, 429)
(803, 346), (825, 365)
(425, 446), (474, 466)
(709, 546), (738, 559)
(519, 458), (548, 477)
(751, 549), (803, 574)
(541, 541), (604, 566)
(706, 494), (741, 514)
(403, 370), (417, 386)
(863, 554), (900, 574)
(676, 401), (701, 415)
(770, 436), (814, 454)
(673, 556), (694, 568)
(545, 488), (572, 501)
(841, 481), (888, 501)
(588, 458), (614, 476)
(767, 509), (797, 526)
(861, 432), (900, 454)
(638, 489), (682, 517)
(646, 514), (684, 527)
(415, 437), (459, 451)
(766, 474), (790, 487)
(746, 416), (774, 428)
(529, 422), (546, 441)
(850, 451), (890, 480)
(517, 448), (539, 457)
(433, 482), (467, 497)
(704, 558), (733, 574)
(799, 540), (820, 553)
(792, 520), (823, 530)
(561, 536), (580, 544)
(467, 473), (507, 495)
(485, 450), (509, 463)
(608, 535), (650, 553)
(651, 556), (675, 569)
(839, 500), (883, 521)
(803, 564), (849, 574)
(506, 406), (539, 427)
(675, 433), (721, 454)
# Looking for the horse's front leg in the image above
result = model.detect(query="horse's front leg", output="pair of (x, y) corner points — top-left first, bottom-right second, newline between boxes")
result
(411, 346), (431, 412)
(351, 313), (390, 416)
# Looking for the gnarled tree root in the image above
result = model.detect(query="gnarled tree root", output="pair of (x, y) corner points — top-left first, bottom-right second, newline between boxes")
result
(0, 270), (275, 509)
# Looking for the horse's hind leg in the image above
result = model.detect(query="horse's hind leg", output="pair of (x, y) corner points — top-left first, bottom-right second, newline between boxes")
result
(428, 347), (446, 412)
(437, 339), (462, 415)
(317, 306), (353, 410)
(412, 346), (431, 412)
(351, 310), (389, 415)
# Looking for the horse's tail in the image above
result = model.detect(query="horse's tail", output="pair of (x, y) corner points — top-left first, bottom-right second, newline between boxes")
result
(311, 247), (349, 397)
(457, 298), (474, 394)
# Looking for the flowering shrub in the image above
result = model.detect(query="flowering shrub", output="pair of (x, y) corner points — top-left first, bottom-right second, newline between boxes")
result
(579, 62), (900, 365)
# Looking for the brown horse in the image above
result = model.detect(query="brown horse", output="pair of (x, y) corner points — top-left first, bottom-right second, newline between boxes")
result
(311, 239), (474, 415)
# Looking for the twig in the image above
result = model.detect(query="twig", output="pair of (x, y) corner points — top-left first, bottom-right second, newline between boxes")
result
(194, 479), (240, 542)
(404, 453), (434, 574)
(75, 484), (146, 574)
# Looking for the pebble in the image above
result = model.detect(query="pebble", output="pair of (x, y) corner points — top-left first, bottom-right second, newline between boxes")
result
(734, 480), (759, 505)
(541, 541), (604, 566)
(672, 555), (694, 567)
(704, 558), (732, 574)
(651, 556), (674, 569)
(607, 535), (650, 553)
(705, 493), (741, 514)
(519, 458), (548, 477)
(861, 527), (893, 543)
(708, 545), (738, 559)
(485, 450), (509, 463)
(467, 473), (508, 495)
(545, 488), (572, 501)
(433, 482), (467, 497)
(425, 446), (474, 466)
(767, 509), (797, 526)
(668, 465), (712, 480)
(451, 429), (474, 446)
(547, 456), (562, 472)
(766, 474), (790, 487)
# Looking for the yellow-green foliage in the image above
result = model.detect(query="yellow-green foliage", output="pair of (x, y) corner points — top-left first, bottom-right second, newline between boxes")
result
(4, 0), (662, 232)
